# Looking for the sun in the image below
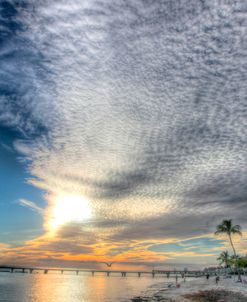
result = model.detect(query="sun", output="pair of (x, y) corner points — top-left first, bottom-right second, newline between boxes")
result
(49, 194), (92, 230)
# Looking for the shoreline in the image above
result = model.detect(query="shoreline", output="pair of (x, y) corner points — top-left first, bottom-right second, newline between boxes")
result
(131, 275), (247, 301)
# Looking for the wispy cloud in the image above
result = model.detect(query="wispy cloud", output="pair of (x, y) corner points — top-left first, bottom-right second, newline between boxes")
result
(18, 199), (44, 215)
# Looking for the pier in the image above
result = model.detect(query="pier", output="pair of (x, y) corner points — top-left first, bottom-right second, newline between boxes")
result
(0, 266), (217, 277)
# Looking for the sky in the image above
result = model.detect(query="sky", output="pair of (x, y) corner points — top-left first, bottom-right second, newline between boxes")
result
(0, 0), (246, 270)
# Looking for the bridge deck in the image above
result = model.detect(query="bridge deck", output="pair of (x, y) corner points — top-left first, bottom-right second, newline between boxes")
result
(0, 266), (216, 277)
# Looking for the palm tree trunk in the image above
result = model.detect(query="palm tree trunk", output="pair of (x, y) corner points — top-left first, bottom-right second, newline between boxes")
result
(228, 234), (237, 257)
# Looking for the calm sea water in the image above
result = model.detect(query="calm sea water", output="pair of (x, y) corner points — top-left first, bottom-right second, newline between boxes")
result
(0, 272), (167, 302)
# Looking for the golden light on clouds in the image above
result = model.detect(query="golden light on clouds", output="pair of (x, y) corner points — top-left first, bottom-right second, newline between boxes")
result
(1, 0), (246, 270)
(48, 195), (92, 230)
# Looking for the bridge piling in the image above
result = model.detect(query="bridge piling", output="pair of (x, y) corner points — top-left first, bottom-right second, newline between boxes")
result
(138, 272), (141, 277)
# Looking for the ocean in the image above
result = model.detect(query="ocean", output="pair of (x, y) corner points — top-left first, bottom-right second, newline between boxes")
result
(0, 272), (167, 302)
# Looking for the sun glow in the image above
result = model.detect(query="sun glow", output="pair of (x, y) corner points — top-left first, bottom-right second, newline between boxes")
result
(49, 195), (92, 230)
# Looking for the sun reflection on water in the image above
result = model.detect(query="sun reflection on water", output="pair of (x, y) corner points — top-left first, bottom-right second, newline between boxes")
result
(0, 273), (161, 302)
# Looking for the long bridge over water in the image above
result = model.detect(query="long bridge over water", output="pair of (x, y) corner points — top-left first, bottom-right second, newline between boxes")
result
(0, 266), (220, 278)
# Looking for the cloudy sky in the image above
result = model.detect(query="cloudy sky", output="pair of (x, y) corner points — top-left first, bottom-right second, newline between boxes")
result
(0, 0), (246, 269)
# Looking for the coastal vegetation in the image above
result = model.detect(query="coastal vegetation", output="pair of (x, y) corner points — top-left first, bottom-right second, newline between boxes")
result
(217, 250), (231, 267)
(215, 219), (246, 268)
(235, 255), (247, 268)
(215, 219), (242, 257)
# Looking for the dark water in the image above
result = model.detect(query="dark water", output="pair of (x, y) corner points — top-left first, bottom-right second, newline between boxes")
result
(0, 272), (166, 302)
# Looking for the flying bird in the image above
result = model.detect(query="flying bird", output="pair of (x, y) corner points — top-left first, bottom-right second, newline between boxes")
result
(101, 262), (114, 267)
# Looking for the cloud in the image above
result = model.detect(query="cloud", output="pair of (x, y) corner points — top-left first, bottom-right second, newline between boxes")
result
(18, 199), (44, 214)
(0, 243), (10, 250)
(0, 0), (246, 265)
(36, 240), (93, 255)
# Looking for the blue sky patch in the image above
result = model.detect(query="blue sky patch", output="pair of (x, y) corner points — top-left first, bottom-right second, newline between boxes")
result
(149, 237), (225, 254)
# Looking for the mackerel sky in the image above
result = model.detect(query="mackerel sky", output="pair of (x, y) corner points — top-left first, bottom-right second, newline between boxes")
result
(0, 0), (246, 268)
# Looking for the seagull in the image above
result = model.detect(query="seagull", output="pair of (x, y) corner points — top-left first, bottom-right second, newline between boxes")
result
(101, 262), (114, 267)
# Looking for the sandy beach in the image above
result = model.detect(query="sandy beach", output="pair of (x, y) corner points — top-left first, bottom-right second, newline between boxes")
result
(132, 276), (247, 301)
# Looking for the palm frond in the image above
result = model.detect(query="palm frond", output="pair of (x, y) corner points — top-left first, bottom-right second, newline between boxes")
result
(231, 224), (242, 235)
(215, 224), (227, 235)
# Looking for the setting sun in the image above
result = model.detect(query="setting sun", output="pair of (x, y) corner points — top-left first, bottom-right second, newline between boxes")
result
(49, 195), (92, 230)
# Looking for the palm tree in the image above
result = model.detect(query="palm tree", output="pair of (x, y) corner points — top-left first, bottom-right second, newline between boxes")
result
(215, 219), (242, 257)
(217, 250), (231, 267)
